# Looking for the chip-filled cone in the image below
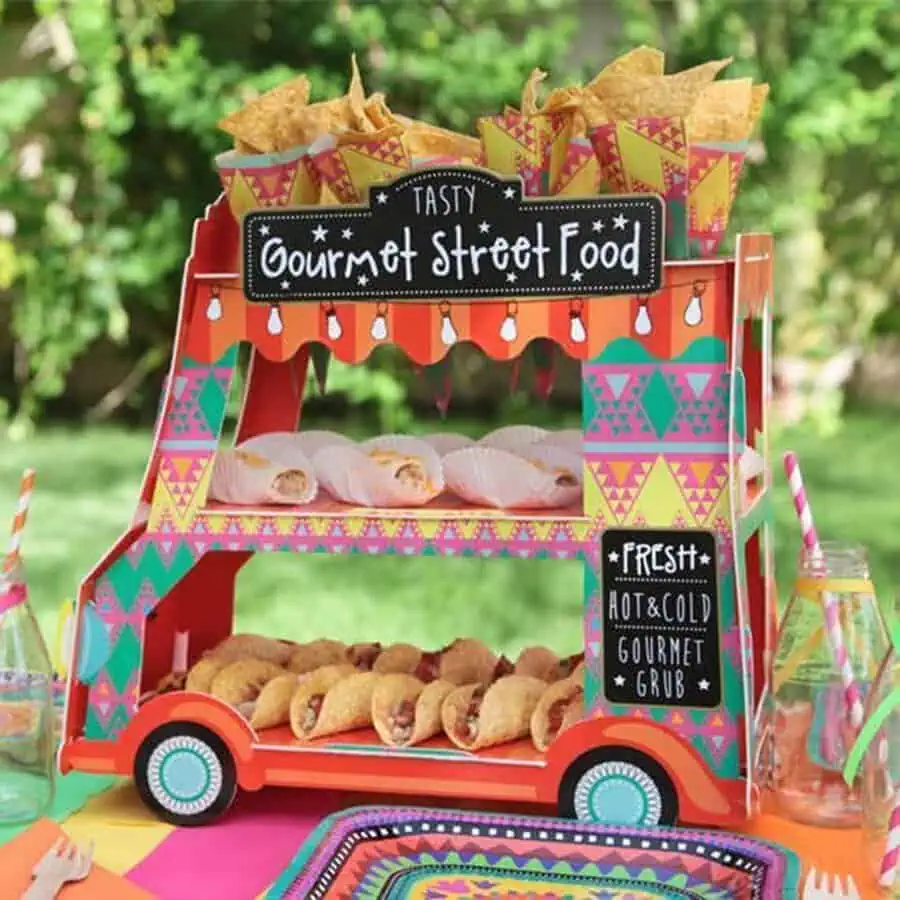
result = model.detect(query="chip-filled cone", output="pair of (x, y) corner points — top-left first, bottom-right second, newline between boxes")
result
(442, 675), (547, 751)
(530, 675), (585, 751)
(215, 145), (320, 221)
(443, 445), (581, 510)
(372, 674), (455, 747)
(421, 432), (475, 457)
(290, 665), (375, 740)
(479, 425), (548, 452)
(288, 639), (348, 674)
(209, 449), (317, 506)
(313, 435), (443, 507)
(250, 672), (301, 731)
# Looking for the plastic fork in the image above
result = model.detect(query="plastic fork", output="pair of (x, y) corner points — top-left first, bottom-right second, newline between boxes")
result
(21, 836), (93, 899)
(802, 868), (861, 900)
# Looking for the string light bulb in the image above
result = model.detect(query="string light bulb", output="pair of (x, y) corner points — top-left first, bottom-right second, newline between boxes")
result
(569, 299), (586, 343)
(324, 302), (342, 341)
(439, 301), (458, 346)
(634, 300), (652, 336)
(684, 281), (705, 327)
(266, 305), (284, 336)
(500, 301), (518, 342)
(370, 302), (388, 341)
(206, 288), (223, 322)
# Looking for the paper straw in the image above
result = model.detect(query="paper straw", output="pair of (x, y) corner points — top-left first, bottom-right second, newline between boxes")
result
(882, 795), (900, 886)
(3, 468), (35, 576)
(783, 452), (865, 729)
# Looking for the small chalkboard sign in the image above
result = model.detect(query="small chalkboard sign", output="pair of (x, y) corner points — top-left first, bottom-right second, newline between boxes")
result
(242, 167), (663, 303)
(601, 528), (721, 709)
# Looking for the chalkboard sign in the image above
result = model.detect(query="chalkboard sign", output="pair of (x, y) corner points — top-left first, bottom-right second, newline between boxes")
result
(601, 528), (721, 709)
(242, 167), (663, 303)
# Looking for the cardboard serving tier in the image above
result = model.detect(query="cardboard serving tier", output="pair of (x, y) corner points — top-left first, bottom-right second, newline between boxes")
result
(60, 187), (776, 831)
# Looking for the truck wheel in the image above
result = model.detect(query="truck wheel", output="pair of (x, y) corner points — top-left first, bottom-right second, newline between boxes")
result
(135, 722), (237, 826)
(558, 747), (678, 827)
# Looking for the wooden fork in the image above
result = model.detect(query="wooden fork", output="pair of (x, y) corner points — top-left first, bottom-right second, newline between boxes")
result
(21, 836), (93, 899)
(802, 868), (861, 900)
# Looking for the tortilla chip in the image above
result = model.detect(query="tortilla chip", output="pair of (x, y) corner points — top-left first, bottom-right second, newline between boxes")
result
(396, 118), (480, 161)
(748, 83), (769, 134)
(589, 45), (665, 85)
(218, 75), (312, 154)
(686, 77), (753, 143)
(587, 58), (732, 121)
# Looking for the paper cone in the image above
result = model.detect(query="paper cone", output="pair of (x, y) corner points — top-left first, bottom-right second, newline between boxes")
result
(215, 146), (320, 220)
(589, 116), (689, 259)
(307, 132), (410, 204)
(556, 136), (602, 197)
(687, 141), (747, 257)
(477, 108), (574, 197)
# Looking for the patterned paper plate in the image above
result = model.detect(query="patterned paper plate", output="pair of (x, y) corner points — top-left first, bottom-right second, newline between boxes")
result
(268, 805), (801, 899)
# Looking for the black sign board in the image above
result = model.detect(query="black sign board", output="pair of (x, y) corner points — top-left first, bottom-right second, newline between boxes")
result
(242, 167), (663, 303)
(601, 528), (721, 709)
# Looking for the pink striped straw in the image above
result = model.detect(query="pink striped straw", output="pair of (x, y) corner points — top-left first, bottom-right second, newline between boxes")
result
(881, 794), (900, 887)
(783, 452), (865, 729)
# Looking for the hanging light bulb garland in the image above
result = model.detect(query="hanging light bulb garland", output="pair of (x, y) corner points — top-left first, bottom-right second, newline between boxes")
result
(370, 301), (389, 341)
(500, 301), (518, 342)
(439, 301), (458, 346)
(634, 299), (653, 336)
(266, 304), (284, 336)
(323, 301), (342, 341)
(569, 299), (586, 343)
(684, 280), (706, 327)
(205, 288), (223, 322)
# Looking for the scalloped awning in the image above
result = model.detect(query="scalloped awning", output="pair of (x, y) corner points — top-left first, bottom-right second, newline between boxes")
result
(183, 262), (731, 366)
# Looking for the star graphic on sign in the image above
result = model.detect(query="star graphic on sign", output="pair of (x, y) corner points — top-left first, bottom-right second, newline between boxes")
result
(312, 225), (328, 242)
(503, 187), (517, 200)
(592, 219), (604, 233)
(341, 227), (354, 239)
(506, 272), (517, 283)
(357, 274), (369, 286)
(259, 224), (271, 236)
(699, 553), (711, 565)
(280, 280), (290, 290)
(607, 550), (619, 563)
(613, 675), (626, 687)
(613, 214), (628, 231)
(698, 679), (711, 691)
(376, 192), (389, 204)
(571, 270), (584, 283)
(478, 221), (491, 234)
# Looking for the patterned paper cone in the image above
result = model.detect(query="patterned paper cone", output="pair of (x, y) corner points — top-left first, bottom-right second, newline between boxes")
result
(588, 117), (689, 259)
(307, 132), (410, 204)
(556, 136), (602, 197)
(477, 109), (573, 197)
(215, 146), (321, 220)
(687, 141), (748, 258)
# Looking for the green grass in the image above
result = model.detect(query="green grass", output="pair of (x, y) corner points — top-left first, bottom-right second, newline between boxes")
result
(1, 410), (897, 662)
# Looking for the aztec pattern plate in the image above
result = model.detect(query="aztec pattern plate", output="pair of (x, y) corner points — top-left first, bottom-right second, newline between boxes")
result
(268, 805), (800, 899)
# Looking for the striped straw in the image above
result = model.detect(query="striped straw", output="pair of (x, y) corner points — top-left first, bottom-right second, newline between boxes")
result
(783, 452), (865, 729)
(3, 469), (35, 576)
(882, 793), (900, 887)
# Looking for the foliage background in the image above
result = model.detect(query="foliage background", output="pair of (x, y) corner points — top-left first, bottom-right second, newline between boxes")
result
(0, 0), (898, 431)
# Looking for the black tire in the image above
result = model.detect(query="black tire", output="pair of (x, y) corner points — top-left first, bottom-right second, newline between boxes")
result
(558, 746), (678, 827)
(134, 721), (237, 826)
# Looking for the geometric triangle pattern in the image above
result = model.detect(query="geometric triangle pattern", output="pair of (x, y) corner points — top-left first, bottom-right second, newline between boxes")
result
(667, 457), (730, 527)
(585, 456), (654, 525)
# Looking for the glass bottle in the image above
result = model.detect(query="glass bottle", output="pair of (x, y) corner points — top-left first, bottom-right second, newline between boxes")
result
(861, 649), (900, 895)
(0, 560), (55, 823)
(770, 542), (888, 827)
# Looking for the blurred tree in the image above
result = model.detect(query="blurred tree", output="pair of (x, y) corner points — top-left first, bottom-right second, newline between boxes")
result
(613, 0), (900, 423)
(0, 0), (577, 431)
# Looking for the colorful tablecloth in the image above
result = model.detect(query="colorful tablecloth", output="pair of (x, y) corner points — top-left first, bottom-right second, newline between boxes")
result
(0, 776), (881, 899)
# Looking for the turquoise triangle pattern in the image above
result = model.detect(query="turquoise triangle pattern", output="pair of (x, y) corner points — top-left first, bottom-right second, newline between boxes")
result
(686, 371), (712, 398)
